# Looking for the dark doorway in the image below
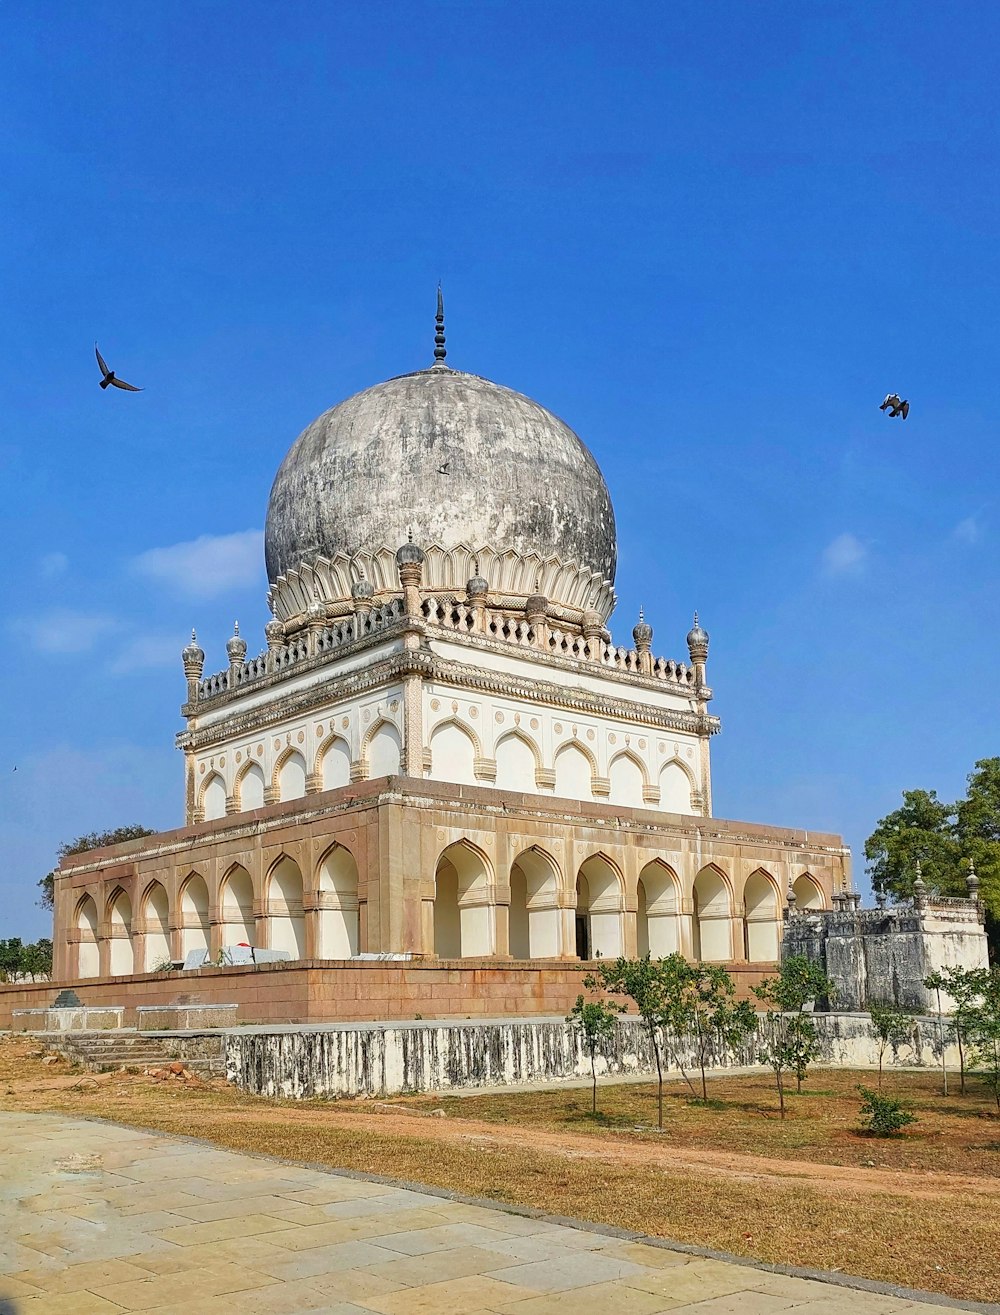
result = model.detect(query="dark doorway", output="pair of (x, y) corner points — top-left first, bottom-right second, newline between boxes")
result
(575, 914), (590, 961)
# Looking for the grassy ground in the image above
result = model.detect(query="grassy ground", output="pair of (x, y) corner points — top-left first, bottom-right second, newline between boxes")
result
(2, 1036), (999, 1304)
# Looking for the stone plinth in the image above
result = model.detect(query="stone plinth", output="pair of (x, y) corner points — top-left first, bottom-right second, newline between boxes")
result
(136, 1003), (239, 1031)
(11, 1006), (125, 1032)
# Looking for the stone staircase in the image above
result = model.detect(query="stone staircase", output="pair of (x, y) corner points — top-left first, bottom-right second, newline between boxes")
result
(49, 1030), (224, 1076)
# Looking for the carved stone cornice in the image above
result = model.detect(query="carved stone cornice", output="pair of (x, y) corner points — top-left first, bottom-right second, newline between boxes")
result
(178, 644), (720, 755)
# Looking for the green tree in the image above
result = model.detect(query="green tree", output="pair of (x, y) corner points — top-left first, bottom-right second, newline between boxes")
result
(955, 759), (1000, 948)
(685, 965), (757, 1103)
(0, 937), (53, 982)
(585, 955), (677, 1129)
(941, 965), (990, 1095)
(966, 967), (1000, 1110)
(865, 788), (961, 904)
(858, 1085), (918, 1137)
(0, 938), (24, 981)
(923, 970), (950, 1096)
(867, 1001), (916, 1090)
(37, 825), (155, 910)
(566, 995), (622, 1115)
(753, 955), (834, 1114)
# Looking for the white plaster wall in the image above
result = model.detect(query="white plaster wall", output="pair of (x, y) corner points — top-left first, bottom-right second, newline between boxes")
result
(429, 721), (477, 786)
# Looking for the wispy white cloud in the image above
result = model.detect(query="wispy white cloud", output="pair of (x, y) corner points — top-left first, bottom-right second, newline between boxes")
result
(821, 532), (867, 578)
(953, 515), (983, 546)
(108, 635), (182, 676)
(131, 529), (263, 599)
(10, 609), (122, 655)
(38, 552), (69, 579)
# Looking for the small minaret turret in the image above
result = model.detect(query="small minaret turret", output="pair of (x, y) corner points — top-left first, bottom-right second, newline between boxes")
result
(182, 630), (205, 703)
(686, 611), (709, 687)
(632, 606), (653, 675)
(226, 620), (247, 683)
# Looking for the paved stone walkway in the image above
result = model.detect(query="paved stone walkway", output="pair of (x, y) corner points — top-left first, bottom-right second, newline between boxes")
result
(0, 1111), (984, 1314)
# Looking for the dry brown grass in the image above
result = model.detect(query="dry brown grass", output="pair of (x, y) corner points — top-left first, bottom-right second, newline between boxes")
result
(2, 1036), (999, 1304)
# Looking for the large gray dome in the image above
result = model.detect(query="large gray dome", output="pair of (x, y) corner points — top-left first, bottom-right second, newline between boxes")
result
(265, 365), (617, 623)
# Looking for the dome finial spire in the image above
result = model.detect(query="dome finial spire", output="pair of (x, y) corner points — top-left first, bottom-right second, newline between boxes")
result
(433, 283), (447, 368)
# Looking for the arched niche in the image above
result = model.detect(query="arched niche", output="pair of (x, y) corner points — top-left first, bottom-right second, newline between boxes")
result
(793, 873), (825, 910)
(180, 873), (210, 958)
(220, 864), (255, 947)
(238, 762), (266, 812)
(744, 869), (780, 962)
(494, 732), (537, 794)
(107, 889), (134, 976)
(268, 856), (305, 959)
(202, 773), (226, 821)
(434, 840), (494, 958)
(659, 760), (693, 813)
(142, 881), (171, 971)
(608, 754), (644, 809)
(76, 895), (100, 979)
(429, 721), (477, 787)
(277, 750), (307, 802)
(509, 846), (561, 959)
(575, 854), (624, 960)
(367, 722), (402, 778)
(317, 844), (360, 959)
(693, 866), (733, 962)
(553, 742), (593, 802)
(320, 737), (352, 791)
(636, 860), (682, 958)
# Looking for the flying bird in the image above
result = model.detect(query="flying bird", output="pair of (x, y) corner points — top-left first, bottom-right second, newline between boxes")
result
(95, 344), (143, 392)
(879, 393), (909, 419)
(438, 461), (451, 475)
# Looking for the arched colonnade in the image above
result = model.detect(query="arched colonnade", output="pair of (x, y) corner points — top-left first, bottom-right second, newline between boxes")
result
(71, 839), (825, 978)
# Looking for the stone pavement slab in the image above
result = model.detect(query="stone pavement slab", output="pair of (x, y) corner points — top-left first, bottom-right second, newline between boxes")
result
(0, 1109), (991, 1315)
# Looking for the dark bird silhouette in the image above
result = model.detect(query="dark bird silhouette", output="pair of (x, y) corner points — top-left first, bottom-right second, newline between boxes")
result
(879, 393), (909, 419)
(95, 344), (143, 392)
(438, 461), (451, 475)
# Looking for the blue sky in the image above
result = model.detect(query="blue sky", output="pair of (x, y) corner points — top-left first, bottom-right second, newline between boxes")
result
(2, 2), (999, 939)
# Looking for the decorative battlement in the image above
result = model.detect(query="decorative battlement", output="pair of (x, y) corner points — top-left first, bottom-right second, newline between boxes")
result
(187, 590), (702, 711)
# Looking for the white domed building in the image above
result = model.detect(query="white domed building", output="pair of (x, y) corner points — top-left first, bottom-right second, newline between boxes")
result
(52, 300), (851, 1014)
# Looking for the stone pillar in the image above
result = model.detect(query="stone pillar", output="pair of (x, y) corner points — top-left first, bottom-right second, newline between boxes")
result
(402, 672), (424, 777)
(582, 610), (604, 660)
(525, 594), (549, 649)
(396, 538), (425, 622)
(466, 570), (489, 633)
(351, 578), (374, 640)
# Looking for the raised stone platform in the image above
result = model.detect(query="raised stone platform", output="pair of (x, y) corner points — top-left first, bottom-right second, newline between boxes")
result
(10, 1006), (125, 1033)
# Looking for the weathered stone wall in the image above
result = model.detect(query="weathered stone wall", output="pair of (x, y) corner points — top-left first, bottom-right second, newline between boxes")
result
(783, 901), (989, 1011)
(223, 1011), (959, 1100)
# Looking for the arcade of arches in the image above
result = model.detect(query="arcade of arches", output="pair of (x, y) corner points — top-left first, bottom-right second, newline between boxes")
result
(67, 833), (827, 979)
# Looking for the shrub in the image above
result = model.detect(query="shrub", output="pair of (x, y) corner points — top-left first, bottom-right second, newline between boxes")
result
(857, 1084), (917, 1136)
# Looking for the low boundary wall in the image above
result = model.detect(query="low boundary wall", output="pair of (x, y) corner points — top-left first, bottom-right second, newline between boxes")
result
(0, 960), (771, 1030)
(224, 1012), (960, 1099)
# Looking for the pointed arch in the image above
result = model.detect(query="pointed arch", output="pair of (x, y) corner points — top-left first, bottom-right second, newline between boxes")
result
(509, 845), (562, 958)
(362, 718), (402, 779)
(106, 887), (134, 976)
(553, 739), (596, 802)
(608, 750), (647, 808)
(428, 718), (479, 787)
(75, 893), (100, 979)
(793, 872), (825, 910)
(316, 841), (360, 958)
(235, 759), (266, 812)
(273, 746), (307, 802)
(693, 864), (734, 962)
(266, 853), (305, 958)
(494, 730), (541, 794)
(200, 771), (226, 821)
(179, 871), (210, 958)
(658, 757), (695, 813)
(219, 862), (255, 947)
(575, 852), (625, 960)
(636, 859), (682, 958)
(316, 734), (352, 791)
(140, 879), (171, 971)
(744, 868), (780, 962)
(434, 838), (495, 958)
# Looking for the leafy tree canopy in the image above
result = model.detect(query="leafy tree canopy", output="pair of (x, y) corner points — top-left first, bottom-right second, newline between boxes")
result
(864, 760), (1000, 953)
(37, 825), (155, 910)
